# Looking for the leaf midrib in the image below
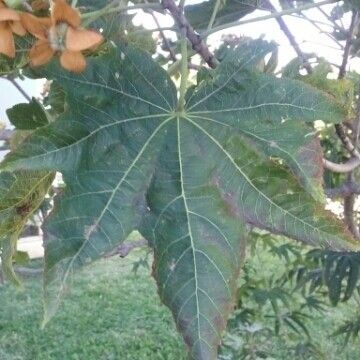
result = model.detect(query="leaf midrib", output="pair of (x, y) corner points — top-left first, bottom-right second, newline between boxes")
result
(176, 116), (203, 347)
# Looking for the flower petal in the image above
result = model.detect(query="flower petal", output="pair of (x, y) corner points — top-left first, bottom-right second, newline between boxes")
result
(31, 0), (49, 11)
(20, 13), (50, 40)
(0, 23), (15, 58)
(0, 7), (20, 21)
(60, 50), (86, 73)
(52, 0), (80, 28)
(66, 27), (103, 51)
(29, 39), (55, 66)
(10, 20), (26, 36)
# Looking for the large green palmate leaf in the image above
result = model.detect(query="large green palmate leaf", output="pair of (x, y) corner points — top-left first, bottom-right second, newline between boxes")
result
(1, 42), (358, 359)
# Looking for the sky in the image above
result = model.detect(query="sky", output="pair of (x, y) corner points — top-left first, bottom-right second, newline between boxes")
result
(0, 0), (358, 127)
(0, 78), (43, 127)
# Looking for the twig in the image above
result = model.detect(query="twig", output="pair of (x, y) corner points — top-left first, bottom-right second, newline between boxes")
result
(317, 6), (344, 32)
(338, 11), (358, 79)
(263, 0), (312, 74)
(293, 13), (344, 49)
(162, 0), (219, 68)
(149, 9), (177, 63)
(289, 13), (338, 29)
(338, 17), (360, 239)
(323, 158), (360, 173)
(334, 121), (360, 158)
(105, 239), (148, 258)
(331, 11), (360, 178)
(344, 175), (360, 238)
(326, 179), (360, 198)
(5, 77), (31, 102)
(201, 0), (340, 39)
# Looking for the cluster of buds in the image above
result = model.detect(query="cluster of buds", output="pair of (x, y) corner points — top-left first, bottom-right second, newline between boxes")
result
(0, 0), (103, 72)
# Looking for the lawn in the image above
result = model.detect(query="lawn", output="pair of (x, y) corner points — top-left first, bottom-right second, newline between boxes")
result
(0, 250), (186, 360)
(1, 244), (360, 359)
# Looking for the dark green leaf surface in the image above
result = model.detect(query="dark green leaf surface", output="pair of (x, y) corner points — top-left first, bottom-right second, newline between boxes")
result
(7, 98), (48, 130)
(141, 119), (246, 359)
(1, 42), (358, 359)
(185, 0), (263, 30)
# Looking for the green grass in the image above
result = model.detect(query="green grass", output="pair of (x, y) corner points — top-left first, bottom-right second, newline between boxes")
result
(0, 251), (186, 360)
(1, 247), (360, 359)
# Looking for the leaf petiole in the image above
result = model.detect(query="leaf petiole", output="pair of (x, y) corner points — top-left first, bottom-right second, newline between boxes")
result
(178, 33), (188, 112)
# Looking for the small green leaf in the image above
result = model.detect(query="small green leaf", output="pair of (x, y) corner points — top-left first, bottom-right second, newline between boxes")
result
(7, 98), (48, 130)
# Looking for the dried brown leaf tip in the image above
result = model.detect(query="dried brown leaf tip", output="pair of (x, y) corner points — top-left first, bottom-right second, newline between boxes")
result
(21, 0), (103, 72)
(0, 0), (26, 58)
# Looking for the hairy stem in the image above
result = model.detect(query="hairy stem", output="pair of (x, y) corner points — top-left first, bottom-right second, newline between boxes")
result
(178, 32), (188, 111)
(162, 0), (219, 68)
(207, 0), (222, 31)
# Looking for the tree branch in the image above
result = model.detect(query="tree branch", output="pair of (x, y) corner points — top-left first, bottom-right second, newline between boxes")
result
(263, 0), (313, 74)
(150, 9), (177, 63)
(326, 179), (360, 198)
(326, 11), (360, 179)
(162, 0), (219, 68)
(323, 158), (360, 173)
(338, 10), (358, 79)
(334, 11), (358, 153)
(343, 174), (360, 239)
(291, 13), (343, 49)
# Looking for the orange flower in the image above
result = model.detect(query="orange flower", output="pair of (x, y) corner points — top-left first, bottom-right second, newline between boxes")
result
(31, 0), (50, 12)
(0, 0), (26, 58)
(21, 0), (103, 72)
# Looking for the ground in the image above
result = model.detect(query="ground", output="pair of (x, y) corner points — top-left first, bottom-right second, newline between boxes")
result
(1, 248), (360, 359)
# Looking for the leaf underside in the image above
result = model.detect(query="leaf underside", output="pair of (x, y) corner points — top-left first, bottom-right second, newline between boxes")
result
(0, 170), (54, 283)
(1, 41), (358, 359)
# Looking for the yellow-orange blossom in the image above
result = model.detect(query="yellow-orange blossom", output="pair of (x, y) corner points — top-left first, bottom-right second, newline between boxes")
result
(21, 0), (103, 72)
